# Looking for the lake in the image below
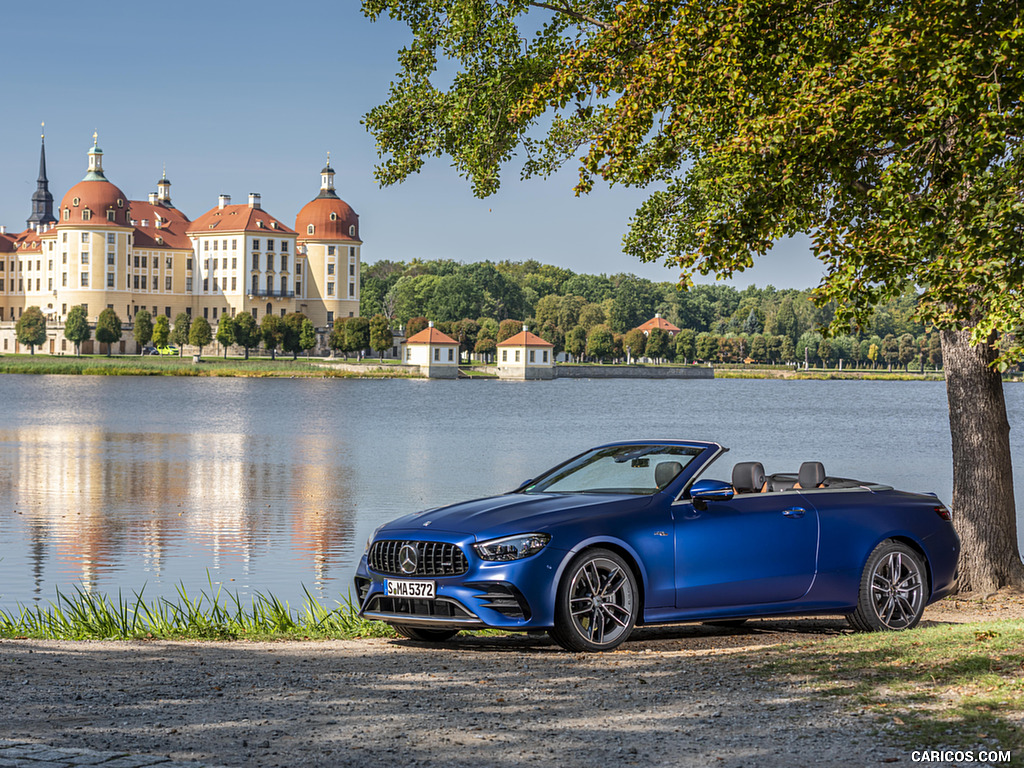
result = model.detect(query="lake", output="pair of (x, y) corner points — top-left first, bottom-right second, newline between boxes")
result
(1, 374), (1022, 612)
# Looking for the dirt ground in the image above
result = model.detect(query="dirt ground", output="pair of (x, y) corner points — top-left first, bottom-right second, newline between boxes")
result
(1, 591), (1021, 768)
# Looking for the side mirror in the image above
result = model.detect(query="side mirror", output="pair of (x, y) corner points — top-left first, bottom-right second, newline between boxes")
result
(689, 479), (734, 510)
(514, 478), (535, 492)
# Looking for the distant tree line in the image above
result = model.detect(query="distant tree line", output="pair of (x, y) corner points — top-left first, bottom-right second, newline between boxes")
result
(358, 258), (950, 368)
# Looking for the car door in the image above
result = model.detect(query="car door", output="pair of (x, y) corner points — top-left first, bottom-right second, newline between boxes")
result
(672, 492), (819, 609)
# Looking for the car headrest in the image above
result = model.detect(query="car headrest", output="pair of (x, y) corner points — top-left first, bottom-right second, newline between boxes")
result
(655, 461), (683, 489)
(798, 461), (826, 488)
(732, 462), (766, 493)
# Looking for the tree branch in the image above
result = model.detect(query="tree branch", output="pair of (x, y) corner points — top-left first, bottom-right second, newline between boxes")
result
(528, 1), (611, 30)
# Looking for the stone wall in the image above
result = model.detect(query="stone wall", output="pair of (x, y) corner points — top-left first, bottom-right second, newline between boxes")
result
(554, 364), (714, 379)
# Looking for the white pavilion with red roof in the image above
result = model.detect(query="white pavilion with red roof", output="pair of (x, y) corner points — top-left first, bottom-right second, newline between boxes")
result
(496, 326), (555, 380)
(404, 321), (460, 378)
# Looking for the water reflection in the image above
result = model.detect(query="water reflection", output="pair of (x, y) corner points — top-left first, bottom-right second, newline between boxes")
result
(1, 424), (355, 605)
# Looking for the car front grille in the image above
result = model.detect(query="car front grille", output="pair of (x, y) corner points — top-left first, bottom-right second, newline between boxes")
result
(368, 540), (469, 577)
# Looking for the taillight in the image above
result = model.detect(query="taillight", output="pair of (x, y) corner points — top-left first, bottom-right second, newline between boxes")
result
(935, 505), (952, 521)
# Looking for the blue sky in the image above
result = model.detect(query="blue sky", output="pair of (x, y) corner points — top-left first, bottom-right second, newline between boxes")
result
(1, 0), (822, 289)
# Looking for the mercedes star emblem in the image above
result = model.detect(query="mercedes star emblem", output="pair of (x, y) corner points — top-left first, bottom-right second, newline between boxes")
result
(398, 544), (419, 575)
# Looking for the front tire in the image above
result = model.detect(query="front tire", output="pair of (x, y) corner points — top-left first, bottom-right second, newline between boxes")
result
(391, 625), (460, 642)
(847, 540), (927, 631)
(550, 548), (639, 652)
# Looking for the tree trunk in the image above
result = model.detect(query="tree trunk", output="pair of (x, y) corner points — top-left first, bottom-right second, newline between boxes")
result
(941, 330), (1024, 593)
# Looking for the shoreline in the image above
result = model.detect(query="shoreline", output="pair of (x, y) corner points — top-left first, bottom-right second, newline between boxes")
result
(0, 354), (993, 381)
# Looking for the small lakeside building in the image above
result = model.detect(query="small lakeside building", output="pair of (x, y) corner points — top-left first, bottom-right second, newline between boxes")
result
(403, 321), (460, 379)
(496, 327), (555, 380)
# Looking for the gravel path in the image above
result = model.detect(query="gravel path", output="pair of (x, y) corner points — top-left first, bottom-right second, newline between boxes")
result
(1, 596), (1020, 768)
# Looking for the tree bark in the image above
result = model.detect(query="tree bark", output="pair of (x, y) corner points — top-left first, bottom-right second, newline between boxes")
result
(941, 330), (1024, 593)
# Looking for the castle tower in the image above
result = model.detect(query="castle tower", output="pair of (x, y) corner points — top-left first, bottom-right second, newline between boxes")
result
(26, 125), (57, 231)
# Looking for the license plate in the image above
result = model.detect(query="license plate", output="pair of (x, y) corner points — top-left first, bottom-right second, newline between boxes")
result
(385, 579), (436, 599)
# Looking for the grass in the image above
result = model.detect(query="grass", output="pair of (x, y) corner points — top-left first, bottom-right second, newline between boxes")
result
(765, 620), (1024, 757)
(0, 354), (419, 379)
(0, 583), (396, 641)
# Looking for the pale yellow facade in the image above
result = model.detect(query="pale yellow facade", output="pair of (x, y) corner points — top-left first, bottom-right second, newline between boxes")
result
(0, 140), (364, 350)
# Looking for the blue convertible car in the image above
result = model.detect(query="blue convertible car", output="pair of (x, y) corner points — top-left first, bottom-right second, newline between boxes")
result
(354, 440), (960, 651)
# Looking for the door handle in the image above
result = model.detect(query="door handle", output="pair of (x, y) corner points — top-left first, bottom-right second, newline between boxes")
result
(782, 507), (807, 519)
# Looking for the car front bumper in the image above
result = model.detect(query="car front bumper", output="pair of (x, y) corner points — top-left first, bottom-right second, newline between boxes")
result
(354, 535), (569, 631)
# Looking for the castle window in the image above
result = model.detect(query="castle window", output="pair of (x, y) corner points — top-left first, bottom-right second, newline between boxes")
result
(327, 246), (335, 256)
(107, 273), (114, 287)
(327, 281), (334, 297)
(80, 273), (89, 287)
(63, 209), (70, 220)
(330, 212), (337, 221)
(166, 276), (172, 291)
(281, 241), (288, 253)
(72, 197), (80, 207)
(252, 239), (260, 250)
(107, 210), (115, 221)
(81, 233), (89, 243)
(349, 225), (356, 236)
(107, 233), (115, 244)
(307, 225), (315, 235)
(82, 209), (92, 221)
(117, 199), (124, 207)
(107, 253), (114, 265)
(327, 263), (335, 276)
(267, 240), (274, 251)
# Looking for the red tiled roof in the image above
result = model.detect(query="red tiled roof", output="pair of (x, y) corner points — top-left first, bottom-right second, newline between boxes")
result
(635, 315), (681, 333)
(497, 330), (554, 347)
(11, 230), (42, 252)
(406, 326), (459, 345)
(59, 179), (132, 227)
(129, 200), (192, 250)
(187, 204), (296, 236)
(295, 197), (359, 242)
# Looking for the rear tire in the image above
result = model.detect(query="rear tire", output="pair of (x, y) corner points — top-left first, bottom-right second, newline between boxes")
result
(391, 625), (460, 642)
(847, 540), (927, 631)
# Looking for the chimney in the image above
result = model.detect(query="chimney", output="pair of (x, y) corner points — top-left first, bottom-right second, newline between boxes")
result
(0, 225), (6, 234)
(428, 321), (434, 328)
(149, 192), (159, 204)
(248, 193), (261, 209)
(218, 194), (231, 209)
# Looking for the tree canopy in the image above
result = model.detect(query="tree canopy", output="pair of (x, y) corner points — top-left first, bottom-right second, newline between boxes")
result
(63, 306), (91, 355)
(95, 309), (122, 357)
(15, 307), (47, 354)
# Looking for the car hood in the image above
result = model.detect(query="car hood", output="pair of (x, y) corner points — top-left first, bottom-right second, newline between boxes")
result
(381, 492), (654, 539)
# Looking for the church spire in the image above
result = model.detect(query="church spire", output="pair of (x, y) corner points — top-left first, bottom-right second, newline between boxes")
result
(26, 124), (56, 230)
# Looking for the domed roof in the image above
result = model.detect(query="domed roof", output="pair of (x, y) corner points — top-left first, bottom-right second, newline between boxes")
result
(59, 179), (131, 226)
(295, 196), (360, 241)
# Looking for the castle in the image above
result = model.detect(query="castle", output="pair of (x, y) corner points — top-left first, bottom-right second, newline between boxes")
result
(0, 132), (361, 353)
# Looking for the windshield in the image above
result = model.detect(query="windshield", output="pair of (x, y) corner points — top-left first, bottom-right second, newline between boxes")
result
(521, 444), (701, 496)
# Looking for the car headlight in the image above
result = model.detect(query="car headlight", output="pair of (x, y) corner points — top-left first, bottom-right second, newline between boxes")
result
(473, 533), (550, 562)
